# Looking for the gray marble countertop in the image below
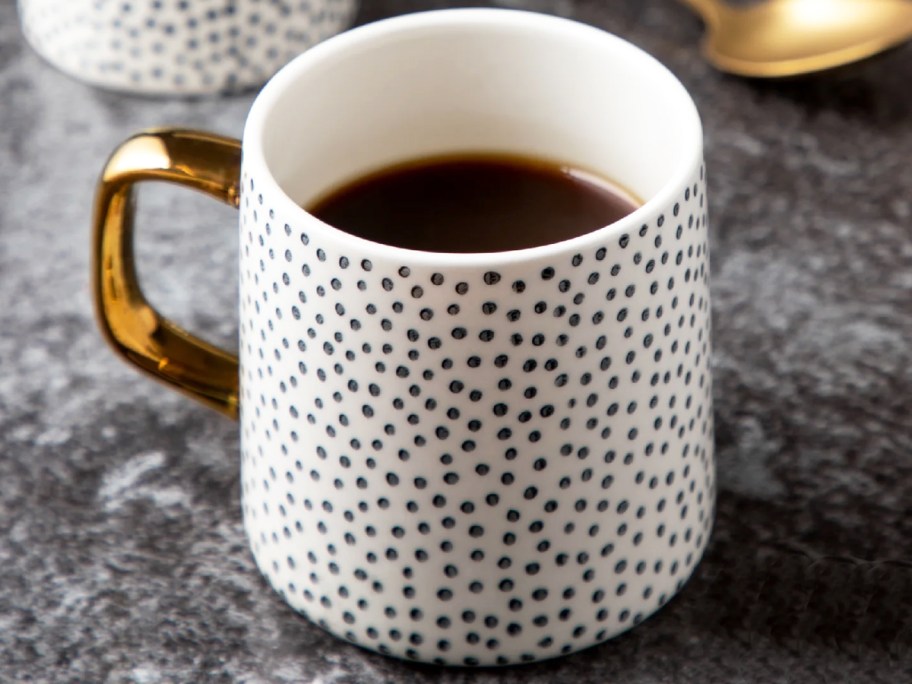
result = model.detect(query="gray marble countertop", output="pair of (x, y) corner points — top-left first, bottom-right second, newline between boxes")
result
(3, 0), (912, 681)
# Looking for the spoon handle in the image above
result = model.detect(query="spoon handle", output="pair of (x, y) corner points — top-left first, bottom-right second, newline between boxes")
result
(678, 0), (724, 25)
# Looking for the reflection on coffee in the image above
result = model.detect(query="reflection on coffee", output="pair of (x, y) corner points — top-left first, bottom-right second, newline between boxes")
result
(308, 154), (641, 252)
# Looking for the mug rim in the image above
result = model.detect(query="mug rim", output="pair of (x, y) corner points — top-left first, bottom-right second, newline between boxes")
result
(243, 8), (704, 267)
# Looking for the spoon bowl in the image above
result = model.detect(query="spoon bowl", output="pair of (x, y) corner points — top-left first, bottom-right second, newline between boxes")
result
(682, 0), (912, 77)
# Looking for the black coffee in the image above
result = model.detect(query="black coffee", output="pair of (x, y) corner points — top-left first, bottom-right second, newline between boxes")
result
(307, 154), (640, 252)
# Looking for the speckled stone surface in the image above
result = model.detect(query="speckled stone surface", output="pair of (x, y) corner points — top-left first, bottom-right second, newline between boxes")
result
(2, 0), (912, 682)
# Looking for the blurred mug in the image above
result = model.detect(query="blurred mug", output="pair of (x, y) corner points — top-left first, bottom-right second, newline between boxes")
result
(92, 9), (715, 666)
(18, 0), (358, 95)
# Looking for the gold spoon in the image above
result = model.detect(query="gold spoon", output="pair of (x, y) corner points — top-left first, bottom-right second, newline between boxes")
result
(681, 0), (912, 77)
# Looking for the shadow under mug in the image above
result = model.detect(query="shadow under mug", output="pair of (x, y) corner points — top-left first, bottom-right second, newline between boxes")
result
(93, 9), (715, 667)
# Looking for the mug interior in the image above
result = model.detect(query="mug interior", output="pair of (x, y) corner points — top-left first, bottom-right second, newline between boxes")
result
(246, 9), (701, 243)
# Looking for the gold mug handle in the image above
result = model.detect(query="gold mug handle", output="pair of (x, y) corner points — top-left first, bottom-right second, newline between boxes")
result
(93, 129), (242, 419)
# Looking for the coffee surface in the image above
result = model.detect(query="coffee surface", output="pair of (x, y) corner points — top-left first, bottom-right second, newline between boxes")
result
(308, 154), (640, 252)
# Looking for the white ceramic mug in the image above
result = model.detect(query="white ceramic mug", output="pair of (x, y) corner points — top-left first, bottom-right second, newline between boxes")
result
(93, 9), (715, 666)
(18, 0), (358, 95)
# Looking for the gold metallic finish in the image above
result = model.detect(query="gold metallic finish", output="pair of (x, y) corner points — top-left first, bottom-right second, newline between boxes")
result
(93, 129), (242, 419)
(681, 0), (912, 78)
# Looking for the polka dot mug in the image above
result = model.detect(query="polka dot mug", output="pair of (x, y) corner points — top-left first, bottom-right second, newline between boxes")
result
(18, 0), (358, 95)
(93, 9), (715, 666)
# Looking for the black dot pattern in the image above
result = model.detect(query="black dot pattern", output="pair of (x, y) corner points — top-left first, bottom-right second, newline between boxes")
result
(19, 0), (357, 95)
(238, 163), (715, 665)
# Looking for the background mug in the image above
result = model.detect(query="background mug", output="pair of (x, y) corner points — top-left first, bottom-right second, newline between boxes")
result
(19, 0), (358, 95)
(93, 9), (715, 666)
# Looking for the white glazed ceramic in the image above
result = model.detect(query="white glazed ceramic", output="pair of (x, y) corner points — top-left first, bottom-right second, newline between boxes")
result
(94, 9), (714, 666)
(18, 0), (358, 95)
